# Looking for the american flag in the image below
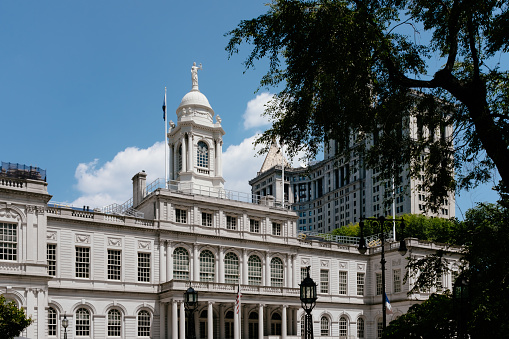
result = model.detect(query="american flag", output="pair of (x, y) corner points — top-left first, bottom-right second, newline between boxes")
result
(235, 283), (242, 314)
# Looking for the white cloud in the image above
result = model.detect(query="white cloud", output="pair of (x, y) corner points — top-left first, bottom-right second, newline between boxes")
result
(243, 92), (274, 130)
(223, 134), (265, 194)
(70, 133), (309, 209)
(72, 142), (165, 208)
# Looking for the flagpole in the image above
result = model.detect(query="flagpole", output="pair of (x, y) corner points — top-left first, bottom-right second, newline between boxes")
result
(164, 87), (168, 189)
(281, 140), (285, 209)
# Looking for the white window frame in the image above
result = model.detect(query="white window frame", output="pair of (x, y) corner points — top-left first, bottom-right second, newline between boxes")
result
(107, 249), (121, 281)
(137, 252), (151, 283)
(338, 271), (348, 295)
(75, 246), (90, 279)
(175, 208), (187, 224)
(320, 269), (329, 294)
(226, 215), (237, 230)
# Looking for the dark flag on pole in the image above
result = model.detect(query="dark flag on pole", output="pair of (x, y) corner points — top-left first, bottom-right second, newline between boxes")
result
(162, 93), (167, 121)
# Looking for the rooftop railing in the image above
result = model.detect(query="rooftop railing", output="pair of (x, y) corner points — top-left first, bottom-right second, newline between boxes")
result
(0, 162), (46, 181)
(298, 230), (393, 247)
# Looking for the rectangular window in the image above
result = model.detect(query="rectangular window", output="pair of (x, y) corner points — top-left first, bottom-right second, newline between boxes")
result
(47, 244), (56, 276)
(338, 271), (347, 295)
(357, 272), (365, 296)
(393, 269), (401, 293)
(301, 267), (308, 281)
(376, 272), (383, 295)
(226, 216), (237, 230)
(75, 247), (90, 278)
(0, 222), (17, 261)
(202, 212), (212, 227)
(108, 249), (121, 280)
(138, 252), (151, 282)
(320, 269), (329, 294)
(250, 219), (260, 233)
(176, 209), (187, 223)
(272, 222), (281, 236)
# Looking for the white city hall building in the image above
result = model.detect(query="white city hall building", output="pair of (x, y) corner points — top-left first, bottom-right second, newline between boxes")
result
(1, 66), (460, 339)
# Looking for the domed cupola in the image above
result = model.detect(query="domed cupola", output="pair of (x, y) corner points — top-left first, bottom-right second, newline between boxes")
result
(167, 62), (225, 190)
(176, 62), (215, 123)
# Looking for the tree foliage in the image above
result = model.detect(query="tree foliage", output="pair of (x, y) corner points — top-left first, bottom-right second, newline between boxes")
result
(0, 295), (32, 339)
(383, 293), (456, 338)
(403, 203), (509, 338)
(226, 0), (509, 209)
(331, 213), (459, 243)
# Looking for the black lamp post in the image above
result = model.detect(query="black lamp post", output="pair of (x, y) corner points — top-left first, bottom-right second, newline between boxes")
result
(62, 314), (69, 339)
(453, 274), (469, 339)
(184, 286), (198, 339)
(358, 216), (407, 333)
(300, 266), (317, 339)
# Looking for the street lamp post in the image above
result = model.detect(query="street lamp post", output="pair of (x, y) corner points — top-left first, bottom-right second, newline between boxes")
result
(358, 216), (407, 333)
(184, 286), (198, 339)
(62, 314), (69, 339)
(453, 274), (469, 339)
(300, 266), (317, 339)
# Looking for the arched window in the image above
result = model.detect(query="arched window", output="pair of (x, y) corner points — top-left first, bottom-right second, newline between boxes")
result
(48, 307), (57, 336)
(357, 317), (365, 338)
(377, 318), (383, 338)
(75, 308), (91, 337)
(300, 315), (305, 337)
(0, 222), (17, 261)
(200, 250), (215, 282)
(248, 312), (259, 339)
(320, 316), (330, 336)
(271, 312), (281, 335)
(138, 310), (151, 337)
(270, 257), (284, 287)
(225, 310), (234, 339)
(224, 252), (239, 284)
(173, 247), (189, 280)
(199, 310), (208, 338)
(197, 141), (209, 168)
(339, 316), (348, 337)
(248, 255), (262, 285)
(108, 309), (122, 337)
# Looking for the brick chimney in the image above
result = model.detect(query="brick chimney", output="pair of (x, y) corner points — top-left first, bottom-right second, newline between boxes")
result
(132, 170), (147, 207)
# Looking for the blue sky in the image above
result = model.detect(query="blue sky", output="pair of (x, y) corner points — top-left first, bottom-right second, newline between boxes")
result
(0, 1), (500, 218)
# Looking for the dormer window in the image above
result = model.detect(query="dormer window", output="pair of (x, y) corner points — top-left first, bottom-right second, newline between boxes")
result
(197, 141), (209, 168)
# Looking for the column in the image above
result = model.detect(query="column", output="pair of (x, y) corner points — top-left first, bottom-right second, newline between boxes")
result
(26, 289), (35, 338)
(168, 144), (174, 180)
(172, 300), (178, 339)
(160, 240), (166, 283)
(188, 134), (194, 172)
(242, 249), (248, 285)
(193, 244), (200, 282)
(286, 253), (292, 288)
(292, 255), (298, 288)
(173, 144), (178, 178)
(258, 304), (264, 339)
(208, 302), (213, 339)
(160, 301), (166, 339)
(282, 305), (287, 339)
(218, 140), (223, 177)
(167, 241), (173, 281)
(218, 246), (225, 284)
(182, 135), (187, 172)
(179, 302), (186, 339)
(265, 252), (271, 286)
(37, 289), (45, 339)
